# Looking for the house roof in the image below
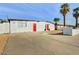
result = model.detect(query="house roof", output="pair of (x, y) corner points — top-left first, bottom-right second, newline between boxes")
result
(8, 19), (37, 21)
(0, 18), (53, 24)
(8, 18), (53, 24)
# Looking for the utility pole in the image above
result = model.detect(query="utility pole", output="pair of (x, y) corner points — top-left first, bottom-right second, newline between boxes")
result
(7, 16), (10, 34)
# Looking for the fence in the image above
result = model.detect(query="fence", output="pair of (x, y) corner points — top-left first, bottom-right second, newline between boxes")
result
(0, 23), (9, 34)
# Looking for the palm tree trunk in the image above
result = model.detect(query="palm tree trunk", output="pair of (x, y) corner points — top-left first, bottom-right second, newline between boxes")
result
(75, 17), (78, 28)
(63, 15), (66, 27)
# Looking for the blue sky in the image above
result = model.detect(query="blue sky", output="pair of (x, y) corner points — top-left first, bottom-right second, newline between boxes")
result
(0, 3), (79, 25)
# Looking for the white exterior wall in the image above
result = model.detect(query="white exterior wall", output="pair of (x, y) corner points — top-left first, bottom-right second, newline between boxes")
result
(10, 21), (41, 33)
(10, 21), (17, 33)
(63, 27), (72, 35)
(45, 22), (55, 31)
(0, 23), (9, 34)
(10, 21), (54, 33)
(1, 20), (79, 36)
(49, 23), (54, 30)
(63, 27), (79, 36)
(37, 22), (46, 32)
(26, 21), (37, 32)
(10, 21), (28, 33)
(72, 29), (79, 36)
(10, 21), (46, 33)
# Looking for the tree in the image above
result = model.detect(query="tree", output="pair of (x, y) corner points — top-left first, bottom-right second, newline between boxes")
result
(60, 3), (70, 26)
(53, 18), (60, 30)
(73, 7), (79, 28)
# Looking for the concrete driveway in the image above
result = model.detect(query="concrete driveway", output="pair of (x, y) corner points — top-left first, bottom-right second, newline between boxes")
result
(3, 31), (79, 55)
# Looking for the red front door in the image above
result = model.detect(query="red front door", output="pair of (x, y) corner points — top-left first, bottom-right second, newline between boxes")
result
(46, 24), (49, 30)
(33, 23), (36, 32)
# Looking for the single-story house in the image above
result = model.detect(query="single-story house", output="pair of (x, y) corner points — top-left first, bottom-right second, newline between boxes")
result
(8, 19), (54, 33)
(0, 19), (78, 36)
(0, 19), (55, 34)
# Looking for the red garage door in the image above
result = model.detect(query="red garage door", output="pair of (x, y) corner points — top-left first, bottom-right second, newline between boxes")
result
(33, 23), (36, 32)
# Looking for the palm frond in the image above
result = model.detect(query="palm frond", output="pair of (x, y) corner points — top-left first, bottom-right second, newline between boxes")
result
(73, 7), (79, 18)
(61, 3), (69, 8)
(53, 18), (60, 23)
(60, 3), (70, 15)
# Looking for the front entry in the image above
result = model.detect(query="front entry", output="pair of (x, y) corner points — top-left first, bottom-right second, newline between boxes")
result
(33, 23), (36, 32)
(45, 24), (49, 31)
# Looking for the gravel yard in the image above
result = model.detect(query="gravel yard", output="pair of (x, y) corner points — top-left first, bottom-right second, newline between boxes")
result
(0, 34), (9, 54)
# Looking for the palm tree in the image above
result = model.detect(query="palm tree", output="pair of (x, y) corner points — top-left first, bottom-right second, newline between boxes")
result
(73, 7), (79, 28)
(60, 3), (70, 26)
(54, 18), (60, 30)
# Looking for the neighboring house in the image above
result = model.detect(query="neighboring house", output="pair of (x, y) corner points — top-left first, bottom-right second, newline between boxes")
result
(0, 19), (55, 34)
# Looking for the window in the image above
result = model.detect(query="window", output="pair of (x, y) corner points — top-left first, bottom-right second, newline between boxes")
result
(18, 21), (24, 28)
(18, 21), (27, 28)
(25, 22), (27, 27)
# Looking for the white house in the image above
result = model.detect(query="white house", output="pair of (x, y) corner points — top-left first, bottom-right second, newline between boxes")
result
(9, 19), (55, 33)
(1, 19), (79, 36)
(0, 19), (55, 34)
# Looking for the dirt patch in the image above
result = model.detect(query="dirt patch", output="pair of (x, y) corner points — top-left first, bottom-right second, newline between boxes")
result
(47, 30), (63, 35)
(0, 34), (10, 54)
